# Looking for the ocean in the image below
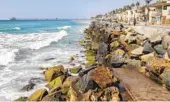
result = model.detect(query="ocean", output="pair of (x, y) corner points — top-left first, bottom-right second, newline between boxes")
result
(0, 20), (89, 100)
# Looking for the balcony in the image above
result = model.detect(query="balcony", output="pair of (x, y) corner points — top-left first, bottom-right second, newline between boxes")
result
(150, 11), (162, 16)
(135, 13), (144, 17)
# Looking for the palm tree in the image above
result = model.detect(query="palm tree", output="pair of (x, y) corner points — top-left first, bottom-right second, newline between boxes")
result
(131, 3), (135, 9)
(112, 10), (116, 15)
(115, 9), (119, 14)
(136, 2), (140, 8)
(127, 5), (132, 10)
(145, 0), (152, 24)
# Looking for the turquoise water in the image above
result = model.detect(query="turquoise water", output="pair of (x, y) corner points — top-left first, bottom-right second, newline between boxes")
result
(0, 20), (89, 100)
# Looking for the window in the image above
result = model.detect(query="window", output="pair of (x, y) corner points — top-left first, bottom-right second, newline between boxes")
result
(164, 6), (167, 10)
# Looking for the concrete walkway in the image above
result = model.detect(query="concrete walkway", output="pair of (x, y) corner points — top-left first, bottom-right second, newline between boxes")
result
(113, 68), (170, 101)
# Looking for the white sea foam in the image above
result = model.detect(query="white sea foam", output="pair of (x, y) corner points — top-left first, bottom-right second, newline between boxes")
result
(0, 49), (19, 66)
(0, 30), (68, 66)
(0, 30), (68, 50)
(12, 27), (21, 30)
(57, 26), (71, 30)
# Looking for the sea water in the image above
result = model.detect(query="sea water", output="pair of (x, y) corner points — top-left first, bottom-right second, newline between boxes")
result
(0, 20), (90, 100)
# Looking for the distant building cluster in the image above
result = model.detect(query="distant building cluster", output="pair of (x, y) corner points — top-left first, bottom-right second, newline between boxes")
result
(93, 0), (170, 25)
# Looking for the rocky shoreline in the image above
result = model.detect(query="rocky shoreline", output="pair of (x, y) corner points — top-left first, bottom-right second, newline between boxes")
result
(15, 20), (170, 101)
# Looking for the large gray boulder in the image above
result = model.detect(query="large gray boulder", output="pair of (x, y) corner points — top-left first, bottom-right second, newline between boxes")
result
(154, 44), (166, 55)
(96, 42), (109, 64)
(143, 42), (154, 54)
(110, 54), (125, 67)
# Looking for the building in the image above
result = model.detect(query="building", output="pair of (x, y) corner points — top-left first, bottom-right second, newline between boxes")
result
(149, 0), (170, 25)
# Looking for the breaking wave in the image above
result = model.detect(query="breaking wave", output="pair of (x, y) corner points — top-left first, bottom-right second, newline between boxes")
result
(12, 27), (21, 30)
(0, 30), (68, 66)
(57, 26), (71, 30)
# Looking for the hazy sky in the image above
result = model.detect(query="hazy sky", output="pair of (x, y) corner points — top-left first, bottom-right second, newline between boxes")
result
(0, 0), (151, 19)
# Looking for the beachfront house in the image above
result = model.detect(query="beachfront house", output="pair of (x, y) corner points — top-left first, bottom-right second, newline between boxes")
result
(149, 0), (170, 25)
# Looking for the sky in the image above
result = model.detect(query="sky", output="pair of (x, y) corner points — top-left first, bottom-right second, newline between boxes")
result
(0, 0), (151, 19)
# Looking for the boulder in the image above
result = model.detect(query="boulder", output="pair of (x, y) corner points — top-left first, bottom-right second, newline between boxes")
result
(154, 44), (166, 55)
(147, 58), (170, 75)
(131, 46), (144, 56)
(164, 52), (170, 61)
(89, 66), (114, 89)
(96, 42), (109, 65)
(98, 42), (108, 54)
(110, 54), (125, 67)
(70, 56), (75, 62)
(21, 83), (35, 91)
(85, 50), (96, 66)
(143, 42), (154, 54)
(162, 35), (170, 49)
(112, 31), (123, 36)
(42, 95), (60, 101)
(110, 41), (120, 49)
(46, 75), (65, 89)
(70, 67), (82, 74)
(100, 86), (120, 101)
(76, 66), (115, 93)
(167, 48), (170, 57)
(67, 83), (81, 101)
(80, 86), (120, 101)
(160, 68), (170, 89)
(78, 66), (97, 77)
(141, 52), (155, 62)
(150, 35), (162, 44)
(15, 97), (28, 101)
(124, 27), (135, 33)
(42, 91), (66, 101)
(114, 49), (125, 56)
(76, 74), (95, 93)
(125, 59), (141, 68)
(27, 89), (48, 101)
(45, 65), (65, 82)
(61, 76), (79, 94)
(125, 33), (137, 44)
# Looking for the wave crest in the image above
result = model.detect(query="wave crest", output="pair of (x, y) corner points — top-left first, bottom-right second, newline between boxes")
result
(12, 27), (21, 30)
(57, 26), (71, 30)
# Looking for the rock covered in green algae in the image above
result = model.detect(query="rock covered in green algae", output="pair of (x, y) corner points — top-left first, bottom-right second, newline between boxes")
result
(85, 50), (97, 66)
(27, 89), (48, 101)
(46, 75), (65, 89)
(70, 56), (75, 62)
(45, 65), (65, 82)
(61, 76), (79, 94)
(15, 97), (28, 101)
(70, 67), (82, 74)
(110, 41), (120, 49)
(79, 39), (86, 45)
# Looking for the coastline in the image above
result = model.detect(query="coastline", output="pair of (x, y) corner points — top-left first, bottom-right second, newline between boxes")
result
(15, 19), (170, 101)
